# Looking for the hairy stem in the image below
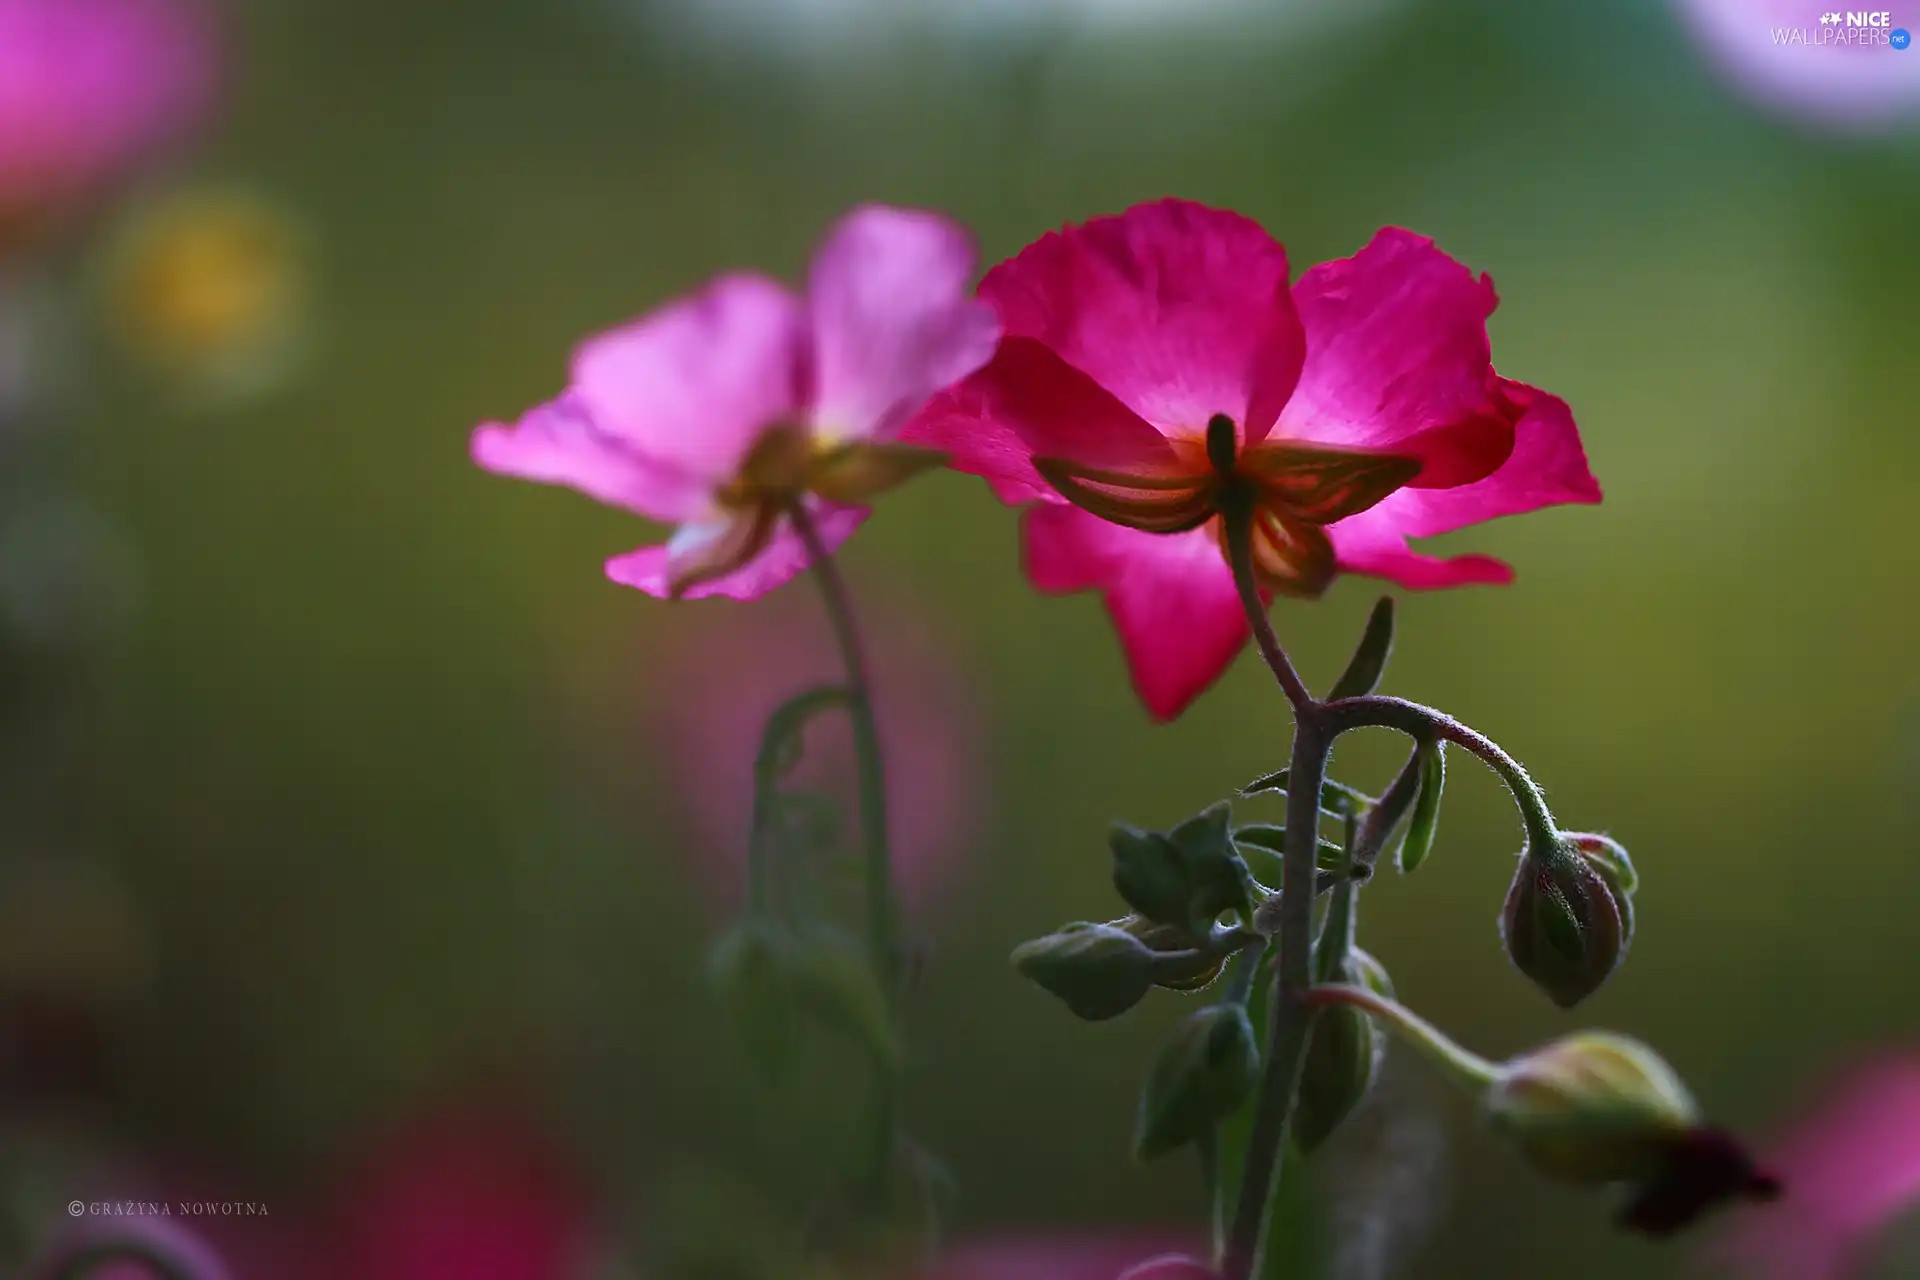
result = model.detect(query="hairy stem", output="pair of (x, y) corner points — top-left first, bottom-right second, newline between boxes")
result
(789, 501), (902, 1197)
(1221, 501), (1326, 1280)
(1324, 694), (1559, 851)
(1303, 984), (1500, 1095)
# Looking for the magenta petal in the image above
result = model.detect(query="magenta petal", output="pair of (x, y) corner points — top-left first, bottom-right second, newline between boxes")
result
(1326, 380), (1599, 589)
(980, 199), (1305, 440)
(807, 204), (1000, 442)
(1024, 505), (1247, 721)
(1279, 228), (1515, 478)
(569, 272), (806, 487)
(897, 377), (1061, 507)
(604, 502), (867, 601)
(470, 392), (708, 523)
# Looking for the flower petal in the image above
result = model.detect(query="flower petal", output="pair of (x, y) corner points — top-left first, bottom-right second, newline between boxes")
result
(901, 335), (1184, 508)
(570, 272), (806, 487)
(1327, 381), (1600, 589)
(1024, 504), (1247, 721)
(807, 204), (1001, 443)
(980, 199), (1305, 442)
(1278, 228), (1517, 487)
(605, 502), (867, 601)
(470, 393), (709, 523)
(1238, 442), (1424, 524)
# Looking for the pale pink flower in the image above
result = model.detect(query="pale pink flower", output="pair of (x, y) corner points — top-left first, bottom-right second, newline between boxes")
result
(646, 588), (985, 913)
(472, 205), (999, 601)
(0, 0), (217, 230)
(1676, 0), (1920, 133)
(905, 199), (1600, 720)
(1717, 1055), (1920, 1278)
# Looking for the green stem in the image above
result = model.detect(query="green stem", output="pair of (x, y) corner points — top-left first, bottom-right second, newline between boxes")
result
(1302, 984), (1500, 1096)
(1199, 1123), (1225, 1267)
(1323, 694), (1559, 852)
(1220, 500), (1326, 1280)
(789, 501), (902, 1197)
(1314, 813), (1360, 982)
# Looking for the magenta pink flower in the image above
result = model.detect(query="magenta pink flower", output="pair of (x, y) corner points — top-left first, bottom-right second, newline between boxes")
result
(1717, 1055), (1920, 1279)
(0, 0), (217, 231)
(903, 199), (1600, 720)
(646, 587), (985, 913)
(472, 206), (999, 601)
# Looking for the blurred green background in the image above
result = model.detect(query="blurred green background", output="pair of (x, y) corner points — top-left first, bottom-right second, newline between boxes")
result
(16, 0), (1920, 1274)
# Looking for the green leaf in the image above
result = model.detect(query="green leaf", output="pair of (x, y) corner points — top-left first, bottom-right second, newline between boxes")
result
(1396, 742), (1447, 874)
(1326, 596), (1396, 701)
(1239, 770), (1375, 816)
(1231, 825), (1348, 877)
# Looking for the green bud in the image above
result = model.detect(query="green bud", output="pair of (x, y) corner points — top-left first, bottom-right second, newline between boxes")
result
(1293, 948), (1392, 1153)
(1134, 1003), (1261, 1161)
(1113, 915), (1229, 992)
(1483, 1031), (1698, 1185)
(710, 922), (797, 1076)
(1499, 838), (1630, 1008)
(1012, 922), (1159, 1021)
(1110, 804), (1254, 937)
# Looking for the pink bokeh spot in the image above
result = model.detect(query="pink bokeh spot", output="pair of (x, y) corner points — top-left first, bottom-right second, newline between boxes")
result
(646, 588), (986, 914)
(473, 205), (997, 602)
(0, 0), (217, 218)
(1717, 1055), (1920, 1279)
(905, 199), (1600, 720)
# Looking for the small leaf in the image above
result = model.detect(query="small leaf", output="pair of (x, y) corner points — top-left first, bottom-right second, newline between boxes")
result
(1396, 742), (1446, 874)
(1231, 824), (1347, 875)
(1113, 805), (1255, 937)
(1238, 771), (1375, 816)
(1326, 596), (1395, 701)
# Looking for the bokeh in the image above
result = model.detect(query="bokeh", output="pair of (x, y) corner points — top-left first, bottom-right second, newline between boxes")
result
(3, 0), (1917, 1276)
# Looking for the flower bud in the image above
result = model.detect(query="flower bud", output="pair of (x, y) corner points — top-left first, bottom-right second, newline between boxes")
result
(1499, 839), (1630, 1008)
(1483, 1032), (1700, 1185)
(1482, 1031), (1780, 1234)
(1113, 915), (1229, 992)
(1293, 948), (1392, 1153)
(1012, 922), (1159, 1022)
(1134, 1004), (1261, 1161)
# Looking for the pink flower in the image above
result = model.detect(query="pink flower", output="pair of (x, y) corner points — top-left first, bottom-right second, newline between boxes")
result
(1675, 0), (1920, 133)
(0, 0), (217, 232)
(472, 205), (999, 601)
(903, 199), (1601, 720)
(918, 1233), (1204, 1280)
(322, 1097), (596, 1280)
(1716, 1055), (1920, 1279)
(645, 587), (985, 913)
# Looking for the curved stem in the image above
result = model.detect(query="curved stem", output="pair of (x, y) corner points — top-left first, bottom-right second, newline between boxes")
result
(1323, 694), (1559, 851)
(1221, 503), (1314, 713)
(1303, 984), (1499, 1096)
(789, 501), (902, 1198)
